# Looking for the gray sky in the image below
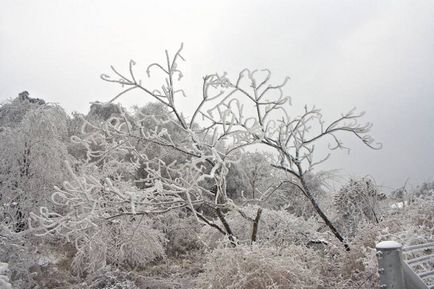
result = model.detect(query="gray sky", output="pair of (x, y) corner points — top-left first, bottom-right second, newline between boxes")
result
(1, 0), (433, 190)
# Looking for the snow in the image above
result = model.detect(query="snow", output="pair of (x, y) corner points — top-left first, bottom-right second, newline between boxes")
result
(376, 241), (402, 249)
(0, 263), (9, 276)
(0, 263), (12, 289)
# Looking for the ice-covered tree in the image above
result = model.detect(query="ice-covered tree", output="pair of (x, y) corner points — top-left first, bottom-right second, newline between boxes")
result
(238, 151), (275, 199)
(198, 63), (382, 250)
(0, 93), (69, 231)
(31, 44), (381, 251)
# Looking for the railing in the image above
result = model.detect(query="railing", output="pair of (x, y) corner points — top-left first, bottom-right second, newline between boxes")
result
(376, 241), (434, 289)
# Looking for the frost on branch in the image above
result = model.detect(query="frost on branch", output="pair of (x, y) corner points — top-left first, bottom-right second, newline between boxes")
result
(29, 160), (167, 274)
(194, 62), (381, 248)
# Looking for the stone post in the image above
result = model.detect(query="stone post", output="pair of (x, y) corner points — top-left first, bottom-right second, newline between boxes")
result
(376, 241), (406, 289)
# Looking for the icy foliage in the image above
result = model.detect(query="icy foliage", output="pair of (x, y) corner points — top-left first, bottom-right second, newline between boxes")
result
(152, 210), (203, 257)
(383, 196), (434, 245)
(413, 181), (434, 200)
(71, 268), (140, 289)
(334, 177), (385, 238)
(70, 217), (166, 276)
(322, 195), (433, 288)
(0, 99), (69, 231)
(0, 92), (45, 127)
(263, 170), (337, 217)
(197, 243), (322, 289)
(200, 205), (325, 247)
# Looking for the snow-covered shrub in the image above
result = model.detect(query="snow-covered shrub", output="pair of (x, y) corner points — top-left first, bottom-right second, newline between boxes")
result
(152, 210), (203, 257)
(27, 155), (168, 276)
(319, 194), (433, 289)
(380, 195), (434, 245)
(0, 100), (69, 232)
(197, 243), (322, 289)
(262, 170), (337, 220)
(302, 221), (381, 289)
(256, 207), (325, 246)
(71, 217), (166, 276)
(411, 180), (434, 200)
(200, 205), (324, 247)
(71, 267), (140, 289)
(334, 177), (385, 238)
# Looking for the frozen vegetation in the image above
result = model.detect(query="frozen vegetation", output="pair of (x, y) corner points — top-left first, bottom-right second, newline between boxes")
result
(0, 47), (432, 289)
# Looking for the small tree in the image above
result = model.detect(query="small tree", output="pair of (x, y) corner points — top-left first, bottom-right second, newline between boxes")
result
(0, 94), (69, 231)
(198, 64), (382, 250)
(334, 177), (385, 238)
(32, 44), (380, 251)
(239, 152), (274, 199)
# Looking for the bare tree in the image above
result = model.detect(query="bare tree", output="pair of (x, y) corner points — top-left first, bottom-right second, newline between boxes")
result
(239, 152), (274, 199)
(31, 44), (380, 251)
(197, 62), (382, 250)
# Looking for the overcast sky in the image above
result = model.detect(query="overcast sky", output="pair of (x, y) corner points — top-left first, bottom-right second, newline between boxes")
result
(1, 0), (433, 190)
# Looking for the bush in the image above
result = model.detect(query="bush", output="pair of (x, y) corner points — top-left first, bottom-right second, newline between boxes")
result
(71, 217), (166, 276)
(197, 243), (322, 289)
(318, 194), (434, 289)
(71, 267), (139, 289)
(334, 177), (384, 238)
(152, 210), (203, 257)
(323, 223), (380, 289)
(200, 205), (326, 248)
(0, 226), (37, 289)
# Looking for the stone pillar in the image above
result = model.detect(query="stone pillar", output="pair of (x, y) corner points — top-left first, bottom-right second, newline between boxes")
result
(376, 241), (406, 289)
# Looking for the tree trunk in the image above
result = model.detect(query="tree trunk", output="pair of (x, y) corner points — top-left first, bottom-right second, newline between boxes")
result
(216, 208), (237, 246)
(251, 208), (262, 243)
(299, 176), (350, 251)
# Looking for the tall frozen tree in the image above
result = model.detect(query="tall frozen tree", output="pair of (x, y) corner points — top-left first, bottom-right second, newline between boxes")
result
(0, 93), (69, 231)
